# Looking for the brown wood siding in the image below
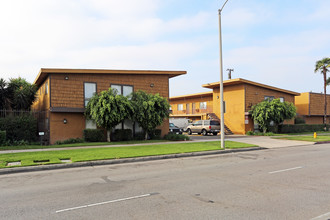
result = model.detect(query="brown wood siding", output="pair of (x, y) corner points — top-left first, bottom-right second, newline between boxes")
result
(309, 93), (330, 115)
(244, 84), (295, 112)
(50, 73), (169, 108)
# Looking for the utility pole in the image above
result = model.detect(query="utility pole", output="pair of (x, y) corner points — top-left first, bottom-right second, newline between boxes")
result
(218, 0), (229, 149)
(227, 68), (234, 80)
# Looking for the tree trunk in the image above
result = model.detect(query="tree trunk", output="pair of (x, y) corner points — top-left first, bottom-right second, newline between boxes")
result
(324, 68), (327, 131)
(107, 130), (111, 142)
(145, 132), (148, 140)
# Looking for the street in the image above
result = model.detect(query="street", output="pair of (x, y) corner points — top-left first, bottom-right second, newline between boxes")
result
(1, 143), (330, 220)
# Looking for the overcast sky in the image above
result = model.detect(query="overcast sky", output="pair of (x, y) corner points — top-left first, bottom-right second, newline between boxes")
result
(0, 0), (329, 96)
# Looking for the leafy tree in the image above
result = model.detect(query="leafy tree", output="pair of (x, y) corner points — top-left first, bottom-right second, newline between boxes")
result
(315, 57), (330, 128)
(0, 77), (37, 111)
(0, 78), (10, 110)
(250, 99), (296, 133)
(131, 91), (170, 140)
(85, 88), (132, 142)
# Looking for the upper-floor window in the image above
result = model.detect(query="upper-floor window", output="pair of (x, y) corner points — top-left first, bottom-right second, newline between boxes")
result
(200, 102), (207, 109)
(178, 104), (183, 111)
(84, 82), (96, 107)
(111, 84), (133, 97)
(264, 96), (274, 102)
(45, 82), (48, 95)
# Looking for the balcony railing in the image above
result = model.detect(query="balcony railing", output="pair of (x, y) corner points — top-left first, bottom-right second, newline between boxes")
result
(171, 107), (213, 115)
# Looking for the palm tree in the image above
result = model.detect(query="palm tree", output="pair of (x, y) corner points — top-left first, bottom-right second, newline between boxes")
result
(315, 57), (330, 129)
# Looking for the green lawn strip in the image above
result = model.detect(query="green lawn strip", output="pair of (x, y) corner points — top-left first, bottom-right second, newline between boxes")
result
(0, 140), (169, 151)
(273, 135), (330, 142)
(0, 141), (256, 168)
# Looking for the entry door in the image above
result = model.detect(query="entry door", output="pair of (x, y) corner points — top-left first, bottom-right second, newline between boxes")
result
(192, 103), (196, 114)
(186, 104), (190, 114)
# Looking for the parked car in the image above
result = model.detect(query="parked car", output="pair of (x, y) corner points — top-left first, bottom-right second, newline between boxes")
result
(186, 120), (220, 136)
(169, 123), (183, 134)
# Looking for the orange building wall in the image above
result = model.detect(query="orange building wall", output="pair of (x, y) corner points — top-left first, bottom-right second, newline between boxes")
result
(31, 77), (50, 112)
(213, 84), (245, 134)
(170, 95), (213, 115)
(295, 92), (310, 116)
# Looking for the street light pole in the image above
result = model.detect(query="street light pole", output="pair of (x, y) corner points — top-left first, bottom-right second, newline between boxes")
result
(218, 0), (229, 149)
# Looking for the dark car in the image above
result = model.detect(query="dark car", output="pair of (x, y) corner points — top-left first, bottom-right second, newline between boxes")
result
(169, 123), (182, 134)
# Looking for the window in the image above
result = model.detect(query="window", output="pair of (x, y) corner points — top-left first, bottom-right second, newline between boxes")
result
(264, 96), (274, 101)
(84, 82), (96, 107)
(200, 102), (207, 109)
(111, 84), (133, 97)
(279, 97), (284, 102)
(45, 82), (48, 95)
(86, 119), (97, 129)
(178, 104), (183, 111)
(194, 120), (202, 126)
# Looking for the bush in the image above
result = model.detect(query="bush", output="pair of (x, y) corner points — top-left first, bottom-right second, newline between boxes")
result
(278, 124), (330, 133)
(149, 129), (162, 140)
(294, 117), (306, 124)
(246, 131), (255, 135)
(83, 129), (105, 142)
(112, 129), (133, 141)
(55, 138), (84, 145)
(133, 132), (146, 140)
(0, 115), (37, 143)
(164, 133), (190, 141)
(0, 131), (6, 145)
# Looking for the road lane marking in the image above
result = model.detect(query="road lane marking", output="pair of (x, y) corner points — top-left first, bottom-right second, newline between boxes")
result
(310, 211), (330, 220)
(269, 166), (303, 174)
(56, 192), (158, 213)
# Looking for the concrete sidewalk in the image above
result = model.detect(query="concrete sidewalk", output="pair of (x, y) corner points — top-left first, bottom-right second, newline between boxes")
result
(226, 136), (315, 148)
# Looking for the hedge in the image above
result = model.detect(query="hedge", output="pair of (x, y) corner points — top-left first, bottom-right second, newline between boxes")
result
(0, 131), (6, 145)
(112, 129), (133, 141)
(84, 129), (105, 142)
(0, 115), (37, 143)
(278, 124), (330, 133)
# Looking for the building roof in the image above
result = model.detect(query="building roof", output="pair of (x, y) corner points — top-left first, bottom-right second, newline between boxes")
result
(169, 91), (213, 101)
(34, 68), (187, 87)
(202, 78), (300, 96)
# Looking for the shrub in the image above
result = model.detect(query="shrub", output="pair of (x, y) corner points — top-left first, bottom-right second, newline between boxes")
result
(149, 129), (162, 140)
(84, 129), (105, 142)
(294, 117), (306, 124)
(55, 138), (84, 145)
(0, 131), (6, 145)
(0, 115), (37, 143)
(133, 132), (146, 140)
(278, 124), (330, 133)
(112, 129), (133, 141)
(246, 131), (255, 136)
(164, 133), (190, 141)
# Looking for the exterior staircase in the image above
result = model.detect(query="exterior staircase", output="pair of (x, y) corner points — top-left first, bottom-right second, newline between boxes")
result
(207, 113), (233, 135)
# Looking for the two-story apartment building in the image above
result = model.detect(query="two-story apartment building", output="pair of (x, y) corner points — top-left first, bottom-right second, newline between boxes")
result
(169, 92), (213, 121)
(295, 92), (330, 124)
(32, 68), (186, 144)
(170, 78), (300, 134)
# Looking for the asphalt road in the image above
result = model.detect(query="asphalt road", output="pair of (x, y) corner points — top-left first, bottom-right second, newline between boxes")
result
(1, 144), (330, 220)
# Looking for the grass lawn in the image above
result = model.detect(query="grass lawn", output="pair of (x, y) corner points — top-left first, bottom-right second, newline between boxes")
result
(0, 140), (169, 151)
(0, 141), (257, 168)
(273, 135), (330, 142)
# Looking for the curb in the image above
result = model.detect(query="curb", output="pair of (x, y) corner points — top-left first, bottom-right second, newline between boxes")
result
(0, 147), (263, 175)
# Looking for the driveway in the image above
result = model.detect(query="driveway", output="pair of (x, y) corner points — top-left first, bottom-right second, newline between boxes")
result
(189, 134), (315, 149)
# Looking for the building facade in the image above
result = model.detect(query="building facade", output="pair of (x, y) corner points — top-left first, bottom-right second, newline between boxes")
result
(170, 78), (299, 134)
(32, 68), (186, 144)
(295, 92), (330, 124)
